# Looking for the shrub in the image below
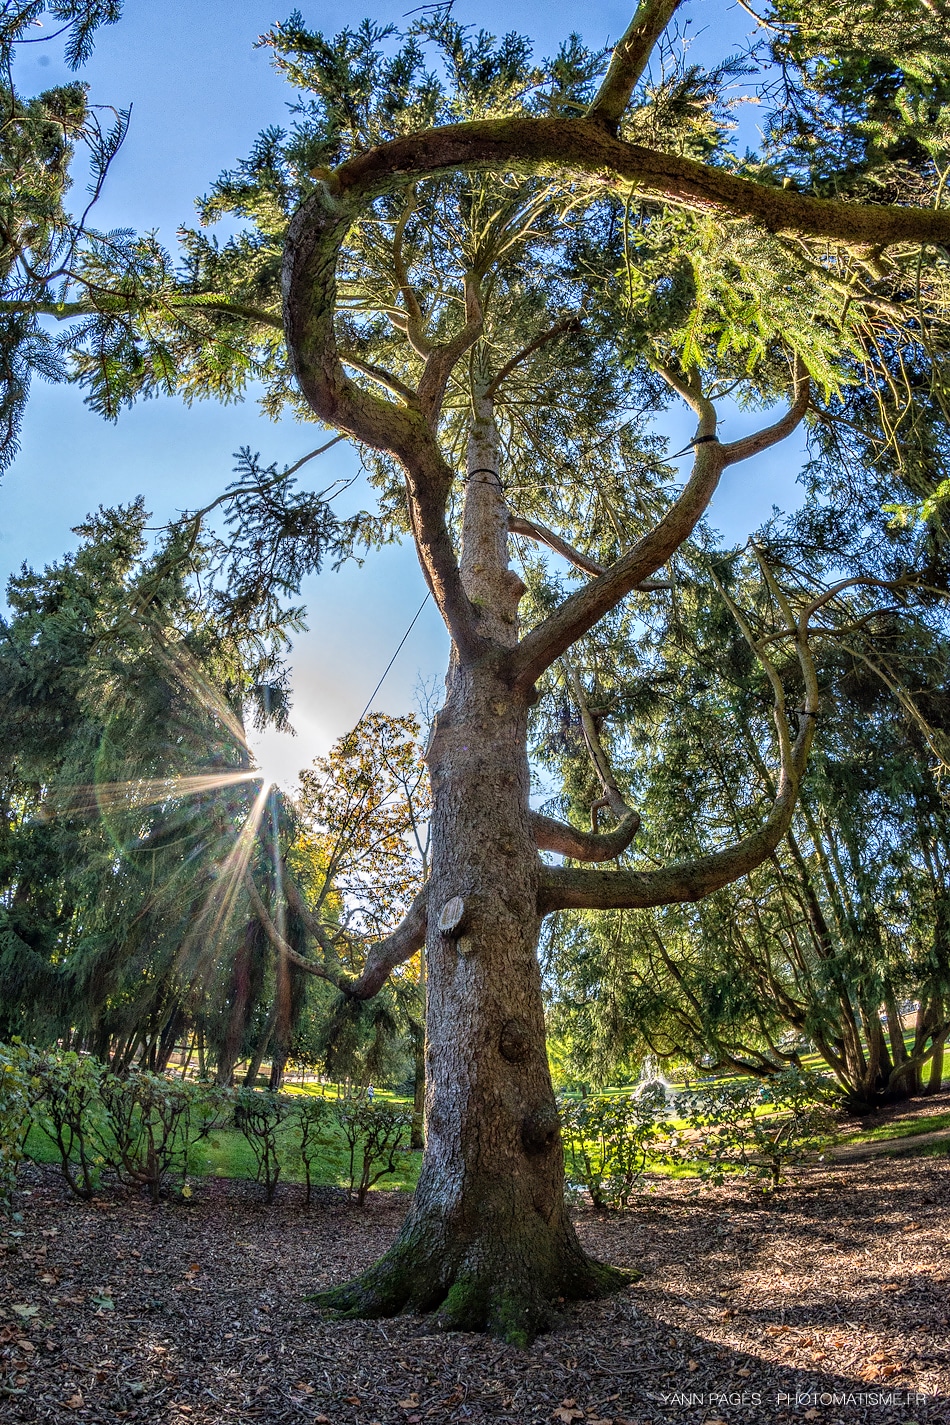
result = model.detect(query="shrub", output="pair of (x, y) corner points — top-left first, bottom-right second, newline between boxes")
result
(28, 1050), (109, 1200)
(334, 1090), (412, 1205)
(292, 1095), (332, 1205)
(99, 1071), (229, 1203)
(234, 1089), (293, 1203)
(559, 1083), (671, 1210)
(0, 1041), (32, 1216)
(675, 1068), (837, 1189)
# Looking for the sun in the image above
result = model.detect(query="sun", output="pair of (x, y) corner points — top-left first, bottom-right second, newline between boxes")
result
(247, 725), (300, 793)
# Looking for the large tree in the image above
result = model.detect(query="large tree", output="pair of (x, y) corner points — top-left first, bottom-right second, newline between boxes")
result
(6, 0), (950, 1341)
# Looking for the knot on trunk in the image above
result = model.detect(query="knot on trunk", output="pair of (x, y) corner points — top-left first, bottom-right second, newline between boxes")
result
(521, 1102), (560, 1156)
(499, 1018), (532, 1063)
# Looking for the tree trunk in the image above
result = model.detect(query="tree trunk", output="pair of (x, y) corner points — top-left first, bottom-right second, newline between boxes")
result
(316, 393), (624, 1341)
(885, 993), (917, 1099)
(926, 1036), (945, 1094)
(244, 1001), (276, 1089)
(410, 1026), (425, 1151)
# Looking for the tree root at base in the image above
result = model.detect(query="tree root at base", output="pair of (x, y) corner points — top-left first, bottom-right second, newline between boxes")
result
(309, 1235), (637, 1345)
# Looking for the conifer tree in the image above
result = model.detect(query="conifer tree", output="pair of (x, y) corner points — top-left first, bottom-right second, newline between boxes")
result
(4, 0), (950, 1339)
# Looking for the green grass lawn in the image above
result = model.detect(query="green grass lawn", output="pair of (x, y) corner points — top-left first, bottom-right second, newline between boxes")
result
(836, 1108), (950, 1144)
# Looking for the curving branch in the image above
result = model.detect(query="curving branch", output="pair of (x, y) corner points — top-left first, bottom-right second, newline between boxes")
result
(416, 272), (484, 426)
(530, 660), (641, 861)
(315, 117), (950, 250)
(587, 0), (687, 133)
(280, 869), (429, 1001)
(563, 659), (634, 822)
(284, 190), (485, 662)
(720, 356), (811, 466)
(530, 807), (641, 861)
(538, 551), (820, 914)
(244, 870), (351, 990)
(346, 884), (429, 1000)
(391, 185), (432, 358)
(506, 361), (810, 690)
(506, 435), (724, 691)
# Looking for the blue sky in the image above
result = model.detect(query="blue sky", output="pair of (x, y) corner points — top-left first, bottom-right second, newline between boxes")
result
(3, 0), (805, 786)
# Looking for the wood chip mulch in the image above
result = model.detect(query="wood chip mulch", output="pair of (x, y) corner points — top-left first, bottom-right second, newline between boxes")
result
(1, 1154), (948, 1425)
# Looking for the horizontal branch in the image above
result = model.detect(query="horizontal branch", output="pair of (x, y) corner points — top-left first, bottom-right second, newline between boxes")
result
(0, 296), (284, 329)
(537, 791), (801, 911)
(323, 116), (950, 251)
(530, 807), (641, 861)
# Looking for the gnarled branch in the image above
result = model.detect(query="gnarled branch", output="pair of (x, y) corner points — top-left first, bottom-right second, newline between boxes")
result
(530, 807), (641, 861)
(284, 190), (485, 662)
(530, 660), (641, 861)
(321, 117), (950, 250)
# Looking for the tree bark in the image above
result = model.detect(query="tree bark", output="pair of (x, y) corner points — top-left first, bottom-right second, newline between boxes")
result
(315, 396), (625, 1340)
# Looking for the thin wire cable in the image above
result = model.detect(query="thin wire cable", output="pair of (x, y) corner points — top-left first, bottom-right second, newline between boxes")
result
(269, 590), (433, 801)
(354, 591), (432, 726)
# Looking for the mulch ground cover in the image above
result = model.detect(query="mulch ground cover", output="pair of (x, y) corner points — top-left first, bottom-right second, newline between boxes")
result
(1, 1154), (948, 1425)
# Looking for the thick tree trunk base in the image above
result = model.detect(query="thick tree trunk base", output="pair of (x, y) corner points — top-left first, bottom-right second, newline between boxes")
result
(311, 1203), (632, 1344)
